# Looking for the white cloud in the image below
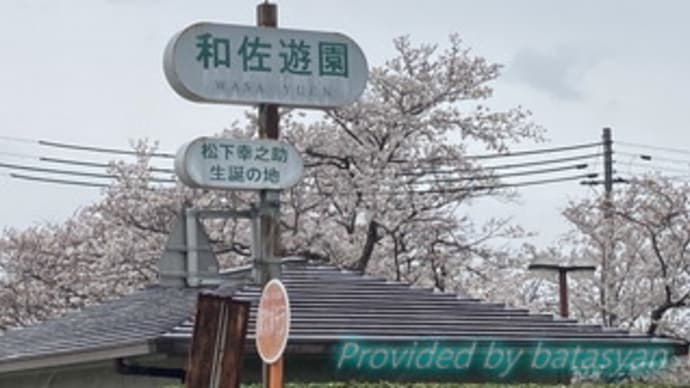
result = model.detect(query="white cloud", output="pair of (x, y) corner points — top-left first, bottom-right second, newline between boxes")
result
(506, 46), (605, 101)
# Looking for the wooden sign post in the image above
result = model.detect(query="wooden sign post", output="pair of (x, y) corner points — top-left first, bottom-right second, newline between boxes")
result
(256, 279), (291, 388)
(255, 7), (284, 388)
(185, 293), (251, 388)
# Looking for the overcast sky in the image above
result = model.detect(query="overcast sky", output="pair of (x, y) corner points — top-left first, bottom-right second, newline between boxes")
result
(2, 0), (690, 247)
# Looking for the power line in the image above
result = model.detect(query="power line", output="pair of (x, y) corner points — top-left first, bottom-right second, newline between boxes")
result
(0, 161), (176, 183)
(0, 151), (174, 173)
(0, 161), (113, 179)
(10, 173), (109, 188)
(40, 156), (175, 174)
(1, 151), (597, 192)
(379, 173), (599, 195)
(463, 142), (602, 160)
(0, 136), (606, 193)
(408, 163), (589, 184)
(395, 141), (602, 165)
(2, 136), (175, 158)
(400, 152), (601, 176)
(37, 140), (175, 158)
(617, 141), (690, 157)
(580, 177), (629, 186)
(40, 157), (111, 169)
(7, 134), (602, 162)
(0, 135), (34, 144)
(4, 167), (596, 194)
(616, 173), (690, 183)
(618, 151), (690, 167)
(622, 162), (690, 175)
(9, 173), (181, 189)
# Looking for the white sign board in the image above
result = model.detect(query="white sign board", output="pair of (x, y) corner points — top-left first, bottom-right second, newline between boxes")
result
(164, 22), (368, 108)
(175, 137), (304, 190)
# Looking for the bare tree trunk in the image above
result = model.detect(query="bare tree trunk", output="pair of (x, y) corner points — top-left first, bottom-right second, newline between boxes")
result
(353, 221), (379, 272)
(647, 294), (689, 335)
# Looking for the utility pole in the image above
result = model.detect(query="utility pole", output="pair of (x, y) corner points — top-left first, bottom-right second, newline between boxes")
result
(255, 1), (282, 286)
(528, 264), (596, 318)
(601, 127), (613, 327)
(603, 128), (613, 198)
(579, 128), (622, 326)
(255, 7), (284, 388)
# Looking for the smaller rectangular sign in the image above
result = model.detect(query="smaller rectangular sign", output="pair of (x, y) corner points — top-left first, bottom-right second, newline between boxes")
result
(175, 137), (304, 190)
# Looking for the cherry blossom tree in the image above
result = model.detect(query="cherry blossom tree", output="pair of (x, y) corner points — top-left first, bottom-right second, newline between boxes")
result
(533, 175), (690, 340)
(0, 147), (169, 329)
(0, 35), (541, 329)
(275, 35), (540, 286)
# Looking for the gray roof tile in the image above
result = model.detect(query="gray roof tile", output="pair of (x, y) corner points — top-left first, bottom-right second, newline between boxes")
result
(164, 263), (687, 345)
(0, 260), (686, 370)
(0, 286), (198, 363)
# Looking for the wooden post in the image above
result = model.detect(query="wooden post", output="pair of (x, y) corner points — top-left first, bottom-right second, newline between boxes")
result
(256, 4), (284, 388)
(528, 264), (596, 319)
(185, 293), (250, 388)
(266, 358), (284, 388)
(558, 269), (569, 318)
(255, 1), (281, 285)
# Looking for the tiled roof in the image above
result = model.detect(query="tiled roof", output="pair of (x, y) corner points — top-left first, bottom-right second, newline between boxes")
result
(163, 262), (685, 344)
(0, 259), (686, 372)
(0, 286), (198, 366)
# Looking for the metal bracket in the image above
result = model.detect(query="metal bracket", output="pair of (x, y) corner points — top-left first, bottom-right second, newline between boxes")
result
(159, 193), (283, 288)
(195, 208), (257, 220)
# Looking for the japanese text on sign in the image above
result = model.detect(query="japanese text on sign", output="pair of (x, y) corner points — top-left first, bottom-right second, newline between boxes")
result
(175, 137), (304, 190)
(201, 142), (288, 184)
(195, 33), (348, 77)
(164, 23), (368, 108)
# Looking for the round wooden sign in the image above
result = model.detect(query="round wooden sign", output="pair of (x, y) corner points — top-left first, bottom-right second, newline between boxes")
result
(255, 279), (291, 364)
